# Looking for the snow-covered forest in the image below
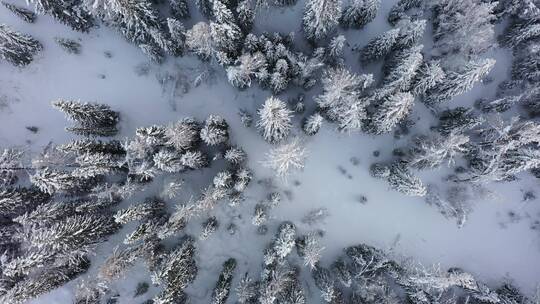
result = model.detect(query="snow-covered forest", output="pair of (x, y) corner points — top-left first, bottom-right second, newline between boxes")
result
(0, 0), (540, 303)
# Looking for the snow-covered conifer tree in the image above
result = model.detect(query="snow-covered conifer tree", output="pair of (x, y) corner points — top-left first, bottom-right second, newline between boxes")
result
(272, 221), (296, 261)
(114, 199), (164, 224)
(153, 149), (184, 173)
(431, 0), (497, 56)
(30, 168), (78, 195)
(201, 115), (229, 146)
(72, 152), (120, 178)
(2, 2), (36, 23)
(312, 266), (336, 302)
(315, 68), (373, 131)
(185, 22), (214, 60)
(200, 216), (219, 240)
(377, 44), (423, 97)
(340, 0), (380, 29)
(213, 170), (234, 189)
(332, 258), (352, 287)
(436, 107), (484, 135)
(211, 258), (237, 304)
(395, 19), (426, 50)
(303, 0), (342, 41)
(236, 0), (255, 32)
(388, 0), (422, 25)
(224, 146), (247, 165)
(303, 113), (324, 135)
(52, 100), (119, 129)
(369, 92), (414, 134)
(181, 150), (209, 169)
(263, 139), (308, 178)
(412, 60), (445, 96)
(359, 28), (400, 62)
(386, 162), (427, 196)
(407, 133), (470, 170)
(30, 0), (94, 32)
(236, 273), (258, 304)
(170, 0), (189, 19)
(164, 118), (200, 151)
(151, 236), (197, 290)
(257, 96), (293, 144)
(298, 233), (324, 269)
(227, 52), (267, 89)
(210, 0), (243, 62)
(167, 18), (186, 55)
(0, 24), (42, 66)
(424, 58), (495, 106)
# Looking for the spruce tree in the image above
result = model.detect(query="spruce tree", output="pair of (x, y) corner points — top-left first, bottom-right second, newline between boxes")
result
(303, 0), (342, 41)
(167, 18), (186, 56)
(303, 113), (324, 135)
(378, 44), (423, 97)
(424, 58), (495, 106)
(0, 24), (42, 66)
(388, 0), (422, 25)
(370, 92), (415, 134)
(263, 139), (307, 178)
(227, 52), (267, 89)
(412, 60), (445, 96)
(210, 0), (243, 62)
(2, 2), (36, 23)
(211, 258), (237, 304)
(386, 162), (427, 196)
(395, 19), (426, 50)
(407, 133), (470, 170)
(153, 149), (185, 173)
(312, 266), (337, 302)
(30, 0), (94, 32)
(52, 100), (119, 129)
(30, 168), (78, 195)
(436, 107), (484, 135)
(257, 96), (293, 144)
(359, 28), (400, 62)
(201, 115), (229, 146)
(170, 0), (189, 19)
(340, 0), (380, 29)
(185, 22), (214, 60)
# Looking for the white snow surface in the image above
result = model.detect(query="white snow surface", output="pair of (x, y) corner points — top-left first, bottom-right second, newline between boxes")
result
(0, 0), (539, 303)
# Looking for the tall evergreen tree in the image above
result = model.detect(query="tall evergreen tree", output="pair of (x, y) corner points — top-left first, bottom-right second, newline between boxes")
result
(0, 24), (42, 66)
(2, 2), (36, 23)
(370, 92), (415, 134)
(303, 0), (342, 41)
(170, 0), (189, 19)
(257, 97), (293, 144)
(211, 258), (237, 304)
(359, 28), (400, 62)
(30, 0), (94, 32)
(340, 0), (380, 29)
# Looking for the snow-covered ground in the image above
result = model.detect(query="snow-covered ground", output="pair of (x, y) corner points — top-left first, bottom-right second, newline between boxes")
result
(1, 1), (539, 303)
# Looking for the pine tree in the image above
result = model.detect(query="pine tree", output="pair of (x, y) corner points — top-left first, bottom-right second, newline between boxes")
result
(211, 258), (237, 304)
(378, 44), (423, 97)
(224, 146), (247, 165)
(2, 2), (36, 23)
(257, 96), (293, 144)
(153, 149), (185, 173)
(114, 199), (164, 224)
(29, 214), (119, 255)
(72, 152), (119, 178)
(386, 162), (427, 196)
(436, 107), (484, 135)
(298, 233), (324, 269)
(99, 246), (141, 282)
(502, 20), (540, 48)
(388, 0), (422, 25)
(58, 139), (125, 156)
(359, 28), (400, 62)
(407, 133), (470, 170)
(170, 0), (189, 19)
(315, 68), (373, 132)
(271, 222), (296, 261)
(412, 60), (445, 96)
(236, 0), (255, 33)
(30, 0), (94, 32)
(303, 0), (342, 41)
(52, 100), (119, 128)
(0, 24), (42, 66)
(235, 273), (258, 304)
(167, 18), (186, 56)
(431, 0), (497, 56)
(303, 113), (324, 135)
(332, 258), (352, 287)
(263, 139), (308, 178)
(424, 58), (495, 106)
(186, 22), (214, 60)
(0, 187), (49, 216)
(181, 150), (209, 169)
(370, 92), (415, 134)
(325, 35), (346, 65)
(151, 236), (197, 290)
(201, 115), (229, 146)
(213, 170), (234, 189)
(139, 43), (164, 64)
(66, 125), (119, 137)
(210, 0), (243, 62)
(340, 0), (380, 29)
(395, 19), (426, 50)
(200, 216), (219, 240)
(312, 266), (337, 302)
(30, 168), (78, 195)
(195, 0), (213, 17)
(227, 52), (267, 89)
